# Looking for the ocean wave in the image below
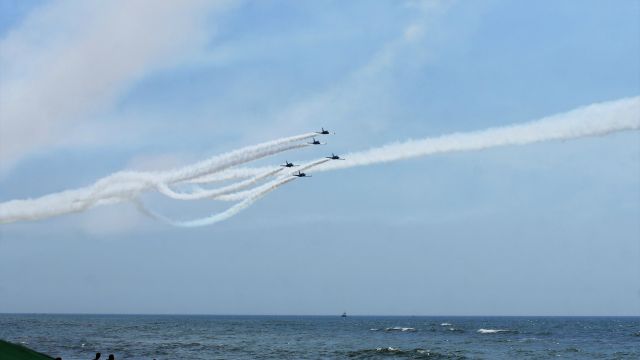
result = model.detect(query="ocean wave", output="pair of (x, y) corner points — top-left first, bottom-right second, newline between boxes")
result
(440, 322), (452, 326)
(477, 328), (517, 334)
(346, 347), (467, 359)
(447, 327), (465, 333)
(385, 326), (417, 332)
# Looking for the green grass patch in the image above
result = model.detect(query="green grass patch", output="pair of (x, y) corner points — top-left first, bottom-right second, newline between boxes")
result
(0, 339), (54, 360)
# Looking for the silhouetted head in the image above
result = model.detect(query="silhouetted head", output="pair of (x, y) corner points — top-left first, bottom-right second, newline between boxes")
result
(94, 353), (101, 360)
(108, 355), (115, 360)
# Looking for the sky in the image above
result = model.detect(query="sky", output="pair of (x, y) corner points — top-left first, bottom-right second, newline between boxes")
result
(0, 0), (639, 316)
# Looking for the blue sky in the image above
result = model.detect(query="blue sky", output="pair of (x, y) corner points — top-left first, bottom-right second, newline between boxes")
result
(0, 0), (638, 315)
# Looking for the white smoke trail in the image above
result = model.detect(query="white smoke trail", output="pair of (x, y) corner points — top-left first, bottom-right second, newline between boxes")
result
(157, 168), (284, 200)
(74, 136), (312, 204)
(185, 166), (278, 184)
(198, 97), (640, 185)
(161, 134), (315, 183)
(295, 158), (332, 172)
(314, 96), (640, 172)
(138, 176), (297, 227)
(136, 158), (331, 225)
(164, 96), (640, 226)
(213, 158), (331, 202)
(89, 134), (313, 192)
(0, 133), (316, 223)
(80, 141), (307, 208)
(1, 96), (638, 227)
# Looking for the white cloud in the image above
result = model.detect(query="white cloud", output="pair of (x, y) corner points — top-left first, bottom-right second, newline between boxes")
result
(0, 0), (238, 173)
(248, 0), (452, 142)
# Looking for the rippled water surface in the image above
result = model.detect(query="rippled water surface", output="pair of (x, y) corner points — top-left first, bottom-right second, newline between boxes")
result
(1, 314), (638, 359)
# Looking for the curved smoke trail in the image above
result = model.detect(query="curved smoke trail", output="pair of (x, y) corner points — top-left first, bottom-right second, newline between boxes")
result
(165, 96), (639, 226)
(0, 133), (316, 223)
(185, 166), (277, 184)
(138, 158), (332, 225)
(0, 96), (638, 227)
(157, 168), (284, 200)
(213, 158), (330, 202)
(137, 176), (297, 227)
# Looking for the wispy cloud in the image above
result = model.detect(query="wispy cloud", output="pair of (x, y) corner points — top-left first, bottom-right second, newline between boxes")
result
(0, 0), (238, 173)
(274, 2), (446, 120)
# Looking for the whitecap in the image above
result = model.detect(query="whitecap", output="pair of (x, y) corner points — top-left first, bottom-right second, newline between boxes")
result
(477, 328), (511, 334)
(440, 322), (452, 326)
(385, 326), (416, 332)
(376, 347), (401, 352)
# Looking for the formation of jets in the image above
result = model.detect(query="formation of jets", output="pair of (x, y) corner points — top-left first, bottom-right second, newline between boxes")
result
(287, 128), (343, 178)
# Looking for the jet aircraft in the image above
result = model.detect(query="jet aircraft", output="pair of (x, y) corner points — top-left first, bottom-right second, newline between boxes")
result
(308, 137), (325, 145)
(326, 153), (345, 160)
(316, 127), (332, 135)
(280, 161), (297, 167)
(292, 171), (311, 177)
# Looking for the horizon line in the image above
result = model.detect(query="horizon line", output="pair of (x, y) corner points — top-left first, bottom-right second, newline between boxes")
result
(1, 312), (638, 318)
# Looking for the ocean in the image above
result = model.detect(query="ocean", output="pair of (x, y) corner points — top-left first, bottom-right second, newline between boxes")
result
(0, 314), (638, 359)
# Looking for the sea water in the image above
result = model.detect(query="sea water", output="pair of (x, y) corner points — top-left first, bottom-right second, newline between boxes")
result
(0, 314), (638, 359)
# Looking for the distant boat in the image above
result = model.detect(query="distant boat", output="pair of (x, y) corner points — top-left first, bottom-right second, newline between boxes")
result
(341, 312), (347, 318)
